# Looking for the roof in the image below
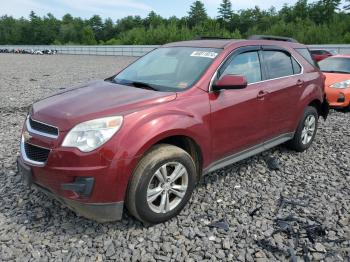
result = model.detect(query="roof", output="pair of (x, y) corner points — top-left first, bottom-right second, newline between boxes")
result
(163, 39), (305, 49)
(163, 40), (240, 49)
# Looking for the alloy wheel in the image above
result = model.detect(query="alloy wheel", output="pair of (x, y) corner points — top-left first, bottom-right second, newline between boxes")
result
(301, 115), (316, 145)
(147, 162), (188, 214)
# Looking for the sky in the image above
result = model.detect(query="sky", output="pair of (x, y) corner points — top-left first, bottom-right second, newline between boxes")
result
(0, 0), (309, 20)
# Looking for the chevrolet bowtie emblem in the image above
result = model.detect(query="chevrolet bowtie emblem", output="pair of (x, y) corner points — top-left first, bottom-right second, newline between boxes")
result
(23, 131), (32, 142)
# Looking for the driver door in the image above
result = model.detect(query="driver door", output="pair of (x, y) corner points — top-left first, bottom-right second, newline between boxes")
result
(209, 46), (270, 162)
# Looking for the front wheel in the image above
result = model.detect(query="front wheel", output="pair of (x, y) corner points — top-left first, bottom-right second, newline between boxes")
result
(126, 144), (196, 224)
(287, 106), (319, 152)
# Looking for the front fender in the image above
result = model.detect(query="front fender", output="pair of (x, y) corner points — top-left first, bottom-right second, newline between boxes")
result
(113, 109), (211, 164)
(107, 109), (211, 201)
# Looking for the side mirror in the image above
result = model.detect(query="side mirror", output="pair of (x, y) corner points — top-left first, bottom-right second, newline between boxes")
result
(213, 74), (248, 91)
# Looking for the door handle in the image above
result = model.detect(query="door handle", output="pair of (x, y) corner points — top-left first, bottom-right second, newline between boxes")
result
(297, 79), (304, 87)
(257, 90), (268, 100)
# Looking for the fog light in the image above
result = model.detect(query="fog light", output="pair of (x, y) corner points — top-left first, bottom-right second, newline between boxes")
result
(61, 177), (94, 197)
(337, 93), (345, 103)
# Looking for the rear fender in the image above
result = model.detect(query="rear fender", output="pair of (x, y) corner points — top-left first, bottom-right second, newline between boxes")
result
(297, 83), (324, 120)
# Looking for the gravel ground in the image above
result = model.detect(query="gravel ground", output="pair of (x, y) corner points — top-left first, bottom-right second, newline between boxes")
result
(0, 54), (349, 261)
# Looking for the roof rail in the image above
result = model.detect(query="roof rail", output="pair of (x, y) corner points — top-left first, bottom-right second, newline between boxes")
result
(248, 35), (299, 43)
(194, 36), (232, 40)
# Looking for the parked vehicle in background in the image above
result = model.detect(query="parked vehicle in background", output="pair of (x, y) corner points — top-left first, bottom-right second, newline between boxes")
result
(0, 48), (57, 55)
(310, 49), (337, 62)
(17, 36), (328, 224)
(319, 55), (350, 110)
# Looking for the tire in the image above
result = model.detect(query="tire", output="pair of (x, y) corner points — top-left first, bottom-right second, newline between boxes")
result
(126, 144), (196, 224)
(287, 106), (319, 152)
(339, 104), (350, 113)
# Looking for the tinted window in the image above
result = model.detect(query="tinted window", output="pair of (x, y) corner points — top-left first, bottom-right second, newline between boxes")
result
(220, 51), (262, 84)
(263, 51), (294, 79)
(319, 58), (350, 74)
(292, 57), (302, 74)
(295, 48), (318, 67)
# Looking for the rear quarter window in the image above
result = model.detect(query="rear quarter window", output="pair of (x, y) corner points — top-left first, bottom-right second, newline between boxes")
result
(295, 48), (318, 68)
(292, 57), (302, 74)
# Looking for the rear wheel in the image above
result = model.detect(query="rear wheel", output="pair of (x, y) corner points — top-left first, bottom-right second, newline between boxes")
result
(287, 106), (318, 152)
(126, 144), (196, 224)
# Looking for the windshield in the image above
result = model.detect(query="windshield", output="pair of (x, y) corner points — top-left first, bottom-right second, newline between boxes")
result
(319, 57), (350, 74)
(113, 47), (222, 91)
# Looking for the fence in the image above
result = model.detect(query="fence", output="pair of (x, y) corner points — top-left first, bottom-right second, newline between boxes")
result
(308, 45), (350, 55)
(1, 44), (350, 57)
(0, 45), (159, 56)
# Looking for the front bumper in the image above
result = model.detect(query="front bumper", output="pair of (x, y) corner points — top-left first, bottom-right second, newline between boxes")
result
(35, 183), (124, 222)
(326, 87), (350, 108)
(17, 157), (124, 222)
(19, 128), (134, 203)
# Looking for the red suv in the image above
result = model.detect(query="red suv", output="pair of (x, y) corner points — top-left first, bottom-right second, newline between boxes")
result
(18, 36), (328, 224)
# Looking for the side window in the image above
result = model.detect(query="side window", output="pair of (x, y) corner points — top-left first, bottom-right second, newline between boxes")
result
(263, 51), (294, 79)
(295, 48), (318, 68)
(292, 57), (302, 74)
(220, 51), (262, 84)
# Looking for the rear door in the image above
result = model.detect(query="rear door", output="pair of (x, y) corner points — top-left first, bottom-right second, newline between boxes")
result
(260, 46), (304, 138)
(209, 46), (270, 161)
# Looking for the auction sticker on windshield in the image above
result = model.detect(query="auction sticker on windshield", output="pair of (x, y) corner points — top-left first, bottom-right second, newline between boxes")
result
(190, 51), (218, 59)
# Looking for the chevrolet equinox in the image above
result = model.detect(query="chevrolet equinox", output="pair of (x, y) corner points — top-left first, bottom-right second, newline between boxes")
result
(18, 36), (329, 224)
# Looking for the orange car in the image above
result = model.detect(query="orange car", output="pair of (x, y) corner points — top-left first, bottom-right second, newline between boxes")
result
(319, 55), (350, 110)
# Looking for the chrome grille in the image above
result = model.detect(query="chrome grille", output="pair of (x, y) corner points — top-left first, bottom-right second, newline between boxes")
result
(26, 117), (59, 139)
(24, 143), (50, 163)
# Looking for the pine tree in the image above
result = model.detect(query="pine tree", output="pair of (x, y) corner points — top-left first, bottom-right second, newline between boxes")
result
(81, 26), (97, 45)
(188, 1), (208, 27)
(218, 0), (233, 22)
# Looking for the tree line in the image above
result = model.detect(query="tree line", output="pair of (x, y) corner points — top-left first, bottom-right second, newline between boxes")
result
(0, 0), (349, 45)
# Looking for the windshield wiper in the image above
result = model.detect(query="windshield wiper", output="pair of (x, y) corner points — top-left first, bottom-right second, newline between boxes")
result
(322, 70), (350, 74)
(128, 81), (159, 91)
(110, 78), (159, 91)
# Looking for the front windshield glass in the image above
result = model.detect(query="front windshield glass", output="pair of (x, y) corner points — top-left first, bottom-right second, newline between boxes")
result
(319, 58), (350, 74)
(113, 47), (222, 91)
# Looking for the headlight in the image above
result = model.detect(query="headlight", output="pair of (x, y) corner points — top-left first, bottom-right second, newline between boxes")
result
(330, 80), (350, 89)
(62, 116), (123, 152)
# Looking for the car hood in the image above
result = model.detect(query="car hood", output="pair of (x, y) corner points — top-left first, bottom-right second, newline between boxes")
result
(324, 72), (350, 87)
(31, 80), (177, 131)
